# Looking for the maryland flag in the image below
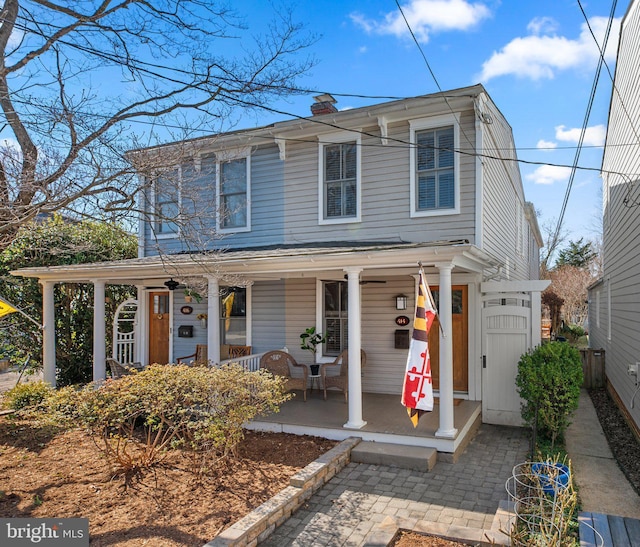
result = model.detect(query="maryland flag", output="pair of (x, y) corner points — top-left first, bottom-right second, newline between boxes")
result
(401, 269), (438, 427)
(0, 297), (19, 319)
(0, 296), (41, 327)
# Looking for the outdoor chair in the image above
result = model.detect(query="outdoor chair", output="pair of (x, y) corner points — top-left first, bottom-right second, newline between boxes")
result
(106, 358), (142, 379)
(260, 350), (308, 401)
(228, 345), (252, 358)
(176, 344), (208, 366)
(321, 349), (367, 402)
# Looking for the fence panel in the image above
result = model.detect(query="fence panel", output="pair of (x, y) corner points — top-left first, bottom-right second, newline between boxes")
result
(581, 349), (605, 389)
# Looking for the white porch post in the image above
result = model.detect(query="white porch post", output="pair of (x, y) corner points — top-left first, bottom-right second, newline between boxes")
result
(41, 280), (56, 387)
(135, 285), (146, 365)
(92, 279), (107, 382)
(344, 267), (366, 429)
(207, 277), (221, 364)
(531, 290), (542, 348)
(435, 263), (457, 438)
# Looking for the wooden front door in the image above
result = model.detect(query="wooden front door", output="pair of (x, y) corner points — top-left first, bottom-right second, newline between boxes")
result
(428, 285), (468, 392)
(148, 292), (170, 365)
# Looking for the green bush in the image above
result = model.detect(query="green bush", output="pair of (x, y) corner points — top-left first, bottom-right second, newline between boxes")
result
(2, 381), (53, 411)
(54, 364), (291, 475)
(516, 342), (583, 449)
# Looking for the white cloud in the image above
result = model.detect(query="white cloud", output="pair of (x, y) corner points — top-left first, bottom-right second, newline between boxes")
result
(478, 16), (620, 81)
(526, 165), (572, 185)
(350, 0), (491, 43)
(555, 124), (606, 147)
(527, 17), (559, 36)
(358, 46), (368, 54)
(536, 139), (557, 150)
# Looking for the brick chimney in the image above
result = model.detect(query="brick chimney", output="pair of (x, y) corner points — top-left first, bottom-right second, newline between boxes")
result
(311, 93), (338, 116)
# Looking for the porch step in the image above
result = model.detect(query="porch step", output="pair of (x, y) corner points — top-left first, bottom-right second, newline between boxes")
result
(351, 441), (437, 472)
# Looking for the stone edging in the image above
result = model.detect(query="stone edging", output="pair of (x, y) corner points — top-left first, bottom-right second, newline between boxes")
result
(203, 436), (361, 547)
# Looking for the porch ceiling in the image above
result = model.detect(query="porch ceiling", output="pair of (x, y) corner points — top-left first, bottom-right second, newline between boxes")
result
(11, 241), (502, 284)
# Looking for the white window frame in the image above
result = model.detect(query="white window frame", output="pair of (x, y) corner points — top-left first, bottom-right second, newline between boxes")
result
(152, 168), (182, 239)
(410, 113), (461, 218)
(216, 147), (252, 234)
(318, 131), (362, 225)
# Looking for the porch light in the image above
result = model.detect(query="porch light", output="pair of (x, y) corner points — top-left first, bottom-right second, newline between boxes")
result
(395, 294), (408, 310)
(164, 278), (179, 291)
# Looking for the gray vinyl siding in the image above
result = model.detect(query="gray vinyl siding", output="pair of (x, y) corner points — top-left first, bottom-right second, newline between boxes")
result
(143, 144), (285, 256)
(251, 280), (286, 354)
(480, 98), (531, 280)
(172, 295), (208, 362)
(282, 278), (317, 377)
(280, 113), (477, 246)
(591, 0), (640, 431)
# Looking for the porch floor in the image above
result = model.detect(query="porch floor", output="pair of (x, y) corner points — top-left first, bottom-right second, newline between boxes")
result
(247, 389), (482, 457)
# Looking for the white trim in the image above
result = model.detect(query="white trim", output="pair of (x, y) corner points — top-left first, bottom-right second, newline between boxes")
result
(216, 151), (252, 234)
(474, 100), (484, 249)
(317, 131), (362, 225)
(409, 113), (461, 218)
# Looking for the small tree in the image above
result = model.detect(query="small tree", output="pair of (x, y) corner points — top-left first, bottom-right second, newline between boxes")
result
(300, 327), (326, 361)
(0, 215), (137, 384)
(516, 342), (583, 452)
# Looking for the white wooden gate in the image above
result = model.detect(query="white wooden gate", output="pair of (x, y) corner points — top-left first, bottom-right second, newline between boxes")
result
(113, 299), (138, 364)
(480, 281), (549, 426)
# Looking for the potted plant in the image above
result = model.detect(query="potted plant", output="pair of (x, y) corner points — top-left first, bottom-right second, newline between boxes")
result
(184, 288), (202, 303)
(300, 327), (326, 374)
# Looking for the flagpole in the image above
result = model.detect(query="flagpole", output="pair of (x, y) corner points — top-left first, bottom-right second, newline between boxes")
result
(0, 297), (42, 330)
(418, 262), (445, 338)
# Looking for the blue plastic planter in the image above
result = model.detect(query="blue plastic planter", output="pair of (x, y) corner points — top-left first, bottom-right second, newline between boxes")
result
(531, 462), (570, 496)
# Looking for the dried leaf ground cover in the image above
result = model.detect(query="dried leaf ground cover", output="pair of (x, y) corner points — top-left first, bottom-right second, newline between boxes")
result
(0, 419), (336, 546)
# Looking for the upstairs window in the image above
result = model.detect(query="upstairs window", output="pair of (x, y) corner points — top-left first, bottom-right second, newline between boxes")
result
(154, 173), (180, 236)
(216, 149), (251, 233)
(410, 114), (460, 217)
(319, 133), (361, 224)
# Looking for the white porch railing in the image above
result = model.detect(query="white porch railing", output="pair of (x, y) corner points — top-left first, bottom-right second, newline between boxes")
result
(220, 352), (265, 372)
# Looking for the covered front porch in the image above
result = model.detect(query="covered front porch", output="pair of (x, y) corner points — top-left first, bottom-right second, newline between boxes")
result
(247, 390), (482, 458)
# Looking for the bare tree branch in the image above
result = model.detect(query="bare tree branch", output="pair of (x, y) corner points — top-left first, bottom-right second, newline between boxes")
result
(0, 0), (314, 247)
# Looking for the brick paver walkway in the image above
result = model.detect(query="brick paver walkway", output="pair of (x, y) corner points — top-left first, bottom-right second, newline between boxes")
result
(260, 424), (529, 546)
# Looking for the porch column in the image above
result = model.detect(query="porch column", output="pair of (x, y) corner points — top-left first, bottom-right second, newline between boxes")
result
(207, 277), (221, 364)
(531, 290), (542, 347)
(135, 285), (146, 365)
(92, 279), (107, 382)
(435, 263), (457, 438)
(41, 280), (56, 387)
(344, 267), (366, 429)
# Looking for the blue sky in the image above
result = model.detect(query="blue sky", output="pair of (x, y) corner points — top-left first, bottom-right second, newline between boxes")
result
(233, 0), (627, 248)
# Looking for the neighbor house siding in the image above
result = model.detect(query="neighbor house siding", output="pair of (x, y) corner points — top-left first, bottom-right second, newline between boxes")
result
(591, 0), (640, 431)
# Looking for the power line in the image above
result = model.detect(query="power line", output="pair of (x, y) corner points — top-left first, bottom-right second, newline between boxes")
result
(549, 0), (618, 256)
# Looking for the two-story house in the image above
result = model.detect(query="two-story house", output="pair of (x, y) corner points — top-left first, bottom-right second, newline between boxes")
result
(588, 0), (640, 437)
(13, 84), (547, 456)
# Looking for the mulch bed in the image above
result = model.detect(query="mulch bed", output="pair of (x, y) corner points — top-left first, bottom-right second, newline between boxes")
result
(589, 388), (640, 496)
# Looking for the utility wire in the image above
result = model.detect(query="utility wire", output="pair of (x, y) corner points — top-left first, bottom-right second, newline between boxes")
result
(549, 0), (618, 258)
(394, 0), (476, 152)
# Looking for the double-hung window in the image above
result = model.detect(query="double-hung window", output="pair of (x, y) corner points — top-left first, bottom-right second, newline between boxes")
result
(154, 172), (180, 236)
(216, 148), (251, 233)
(319, 133), (361, 223)
(410, 114), (460, 217)
(220, 287), (247, 346)
(323, 280), (348, 356)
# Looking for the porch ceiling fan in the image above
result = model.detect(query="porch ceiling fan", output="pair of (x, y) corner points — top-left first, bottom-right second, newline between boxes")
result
(343, 275), (387, 285)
